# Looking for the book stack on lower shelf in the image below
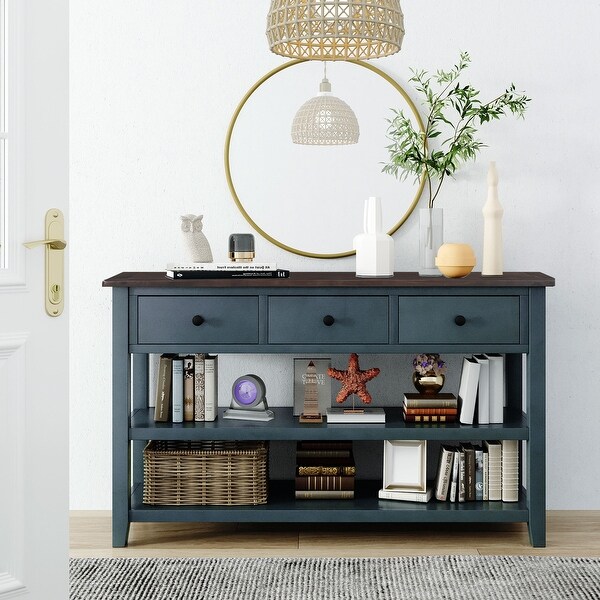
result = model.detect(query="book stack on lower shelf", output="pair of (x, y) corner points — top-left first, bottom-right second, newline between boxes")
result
(295, 441), (356, 499)
(403, 393), (457, 423)
(434, 439), (519, 503)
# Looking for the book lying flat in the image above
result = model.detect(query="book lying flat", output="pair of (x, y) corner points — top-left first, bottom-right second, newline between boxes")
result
(326, 407), (385, 423)
(378, 486), (433, 503)
(167, 262), (277, 271)
(166, 269), (290, 279)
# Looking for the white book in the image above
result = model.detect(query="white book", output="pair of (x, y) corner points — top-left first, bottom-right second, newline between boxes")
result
(326, 407), (385, 423)
(166, 261), (276, 271)
(501, 439), (519, 502)
(484, 440), (502, 501)
(485, 353), (505, 423)
(449, 449), (460, 502)
(171, 358), (184, 423)
(204, 355), (218, 422)
(148, 353), (160, 408)
(473, 354), (490, 424)
(434, 445), (454, 501)
(378, 486), (433, 503)
(458, 357), (481, 425)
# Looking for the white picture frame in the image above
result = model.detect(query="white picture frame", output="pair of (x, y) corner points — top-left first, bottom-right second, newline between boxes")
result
(382, 440), (427, 493)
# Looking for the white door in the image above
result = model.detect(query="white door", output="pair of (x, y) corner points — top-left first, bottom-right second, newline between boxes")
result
(0, 1), (68, 598)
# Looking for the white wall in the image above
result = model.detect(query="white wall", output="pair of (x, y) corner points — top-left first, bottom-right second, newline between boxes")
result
(70, 0), (600, 509)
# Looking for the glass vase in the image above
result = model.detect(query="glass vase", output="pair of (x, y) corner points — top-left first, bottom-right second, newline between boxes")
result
(419, 207), (443, 276)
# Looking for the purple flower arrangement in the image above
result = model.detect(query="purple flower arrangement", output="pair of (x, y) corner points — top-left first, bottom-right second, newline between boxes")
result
(412, 353), (447, 376)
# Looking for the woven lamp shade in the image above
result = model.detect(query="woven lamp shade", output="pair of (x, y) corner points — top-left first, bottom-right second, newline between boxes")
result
(291, 77), (360, 145)
(267, 0), (404, 61)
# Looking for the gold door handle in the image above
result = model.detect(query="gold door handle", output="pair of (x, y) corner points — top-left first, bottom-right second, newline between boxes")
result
(23, 209), (66, 317)
(24, 238), (67, 250)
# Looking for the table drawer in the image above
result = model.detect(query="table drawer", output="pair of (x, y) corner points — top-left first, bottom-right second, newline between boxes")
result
(137, 296), (259, 344)
(398, 296), (521, 344)
(268, 296), (388, 344)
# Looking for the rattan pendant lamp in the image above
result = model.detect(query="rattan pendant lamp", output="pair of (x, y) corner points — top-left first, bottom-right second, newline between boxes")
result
(291, 63), (359, 145)
(266, 0), (405, 61)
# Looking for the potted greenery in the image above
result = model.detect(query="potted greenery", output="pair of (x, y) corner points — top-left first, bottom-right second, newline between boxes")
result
(383, 52), (530, 275)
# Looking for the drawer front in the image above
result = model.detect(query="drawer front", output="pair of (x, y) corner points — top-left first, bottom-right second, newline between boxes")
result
(398, 296), (521, 344)
(268, 296), (388, 344)
(137, 296), (259, 344)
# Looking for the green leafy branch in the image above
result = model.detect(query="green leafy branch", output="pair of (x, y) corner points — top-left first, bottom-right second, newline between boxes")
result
(383, 52), (530, 208)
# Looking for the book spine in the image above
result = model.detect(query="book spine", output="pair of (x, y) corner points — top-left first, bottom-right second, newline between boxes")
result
(148, 353), (160, 408)
(486, 354), (505, 424)
(475, 447), (484, 501)
(167, 269), (290, 279)
(403, 413), (456, 423)
(171, 358), (184, 423)
(295, 475), (355, 491)
(449, 449), (460, 502)
(434, 446), (454, 501)
(458, 357), (481, 425)
(463, 445), (475, 501)
(298, 441), (353, 451)
(378, 489), (431, 503)
(483, 450), (489, 501)
(458, 451), (466, 503)
(485, 440), (502, 501)
(204, 355), (217, 421)
(296, 450), (352, 458)
(501, 439), (519, 502)
(294, 490), (354, 499)
(153, 355), (172, 422)
(404, 407), (458, 415)
(296, 465), (356, 476)
(403, 397), (457, 408)
(167, 262), (277, 271)
(193, 353), (205, 422)
(182, 356), (194, 421)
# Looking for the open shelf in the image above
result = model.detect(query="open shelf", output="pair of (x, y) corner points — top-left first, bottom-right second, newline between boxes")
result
(130, 480), (529, 524)
(130, 407), (529, 442)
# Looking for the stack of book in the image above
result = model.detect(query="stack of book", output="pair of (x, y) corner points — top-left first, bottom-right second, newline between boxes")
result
(403, 393), (458, 423)
(151, 353), (218, 423)
(295, 441), (356, 500)
(165, 262), (290, 279)
(434, 439), (519, 503)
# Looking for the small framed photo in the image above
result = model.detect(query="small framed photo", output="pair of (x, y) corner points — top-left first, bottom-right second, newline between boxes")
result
(382, 440), (427, 493)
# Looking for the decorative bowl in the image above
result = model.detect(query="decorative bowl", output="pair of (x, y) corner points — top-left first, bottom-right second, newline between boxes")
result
(435, 243), (476, 278)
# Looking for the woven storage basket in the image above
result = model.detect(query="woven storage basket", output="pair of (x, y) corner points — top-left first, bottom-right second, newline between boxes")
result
(143, 440), (268, 506)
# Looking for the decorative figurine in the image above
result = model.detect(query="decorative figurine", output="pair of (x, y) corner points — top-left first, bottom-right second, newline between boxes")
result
(180, 214), (213, 263)
(327, 353), (380, 406)
(299, 360), (324, 423)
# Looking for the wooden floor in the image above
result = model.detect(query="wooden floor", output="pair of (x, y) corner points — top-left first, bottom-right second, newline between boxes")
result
(70, 511), (600, 558)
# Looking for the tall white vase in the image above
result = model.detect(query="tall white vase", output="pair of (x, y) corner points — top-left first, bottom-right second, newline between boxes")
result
(482, 162), (504, 275)
(419, 207), (443, 276)
(353, 196), (394, 277)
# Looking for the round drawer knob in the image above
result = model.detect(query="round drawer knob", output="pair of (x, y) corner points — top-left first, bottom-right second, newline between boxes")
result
(454, 315), (466, 326)
(323, 315), (335, 327)
(192, 315), (205, 326)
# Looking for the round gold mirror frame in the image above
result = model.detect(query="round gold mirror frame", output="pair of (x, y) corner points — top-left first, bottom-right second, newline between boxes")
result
(224, 59), (426, 259)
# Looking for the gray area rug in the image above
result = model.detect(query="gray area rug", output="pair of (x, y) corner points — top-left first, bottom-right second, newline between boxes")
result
(70, 556), (600, 600)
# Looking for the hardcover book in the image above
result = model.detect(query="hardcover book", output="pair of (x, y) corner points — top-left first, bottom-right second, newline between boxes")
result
(485, 440), (502, 501)
(171, 358), (184, 423)
(296, 458), (357, 476)
(449, 448), (460, 502)
(294, 490), (354, 499)
(193, 353), (206, 422)
(148, 353), (160, 408)
(461, 443), (476, 501)
(378, 486), (433, 503)
(434, 444), (455, 501)
(403, 393), (457, 408)
(204, 355), (218, 421)
(485, 353), (505, 424)
(403, 412), (456, 423)
(294, 475), (355, 491)
(473, 354), (490, 425)
(153, 354), (173, 422)
(458, 357), (481, 425)
(293, 358), (332, 416)
(182, 355), (195, 421)
(166, 261), (277, 271)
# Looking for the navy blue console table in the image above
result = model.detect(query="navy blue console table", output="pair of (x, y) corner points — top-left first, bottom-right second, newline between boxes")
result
(103, 271), (554, 548)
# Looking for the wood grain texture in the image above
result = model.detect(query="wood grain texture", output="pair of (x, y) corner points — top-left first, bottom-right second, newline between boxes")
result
(70, 511), (600, 558)
(102, 271), (555, 289)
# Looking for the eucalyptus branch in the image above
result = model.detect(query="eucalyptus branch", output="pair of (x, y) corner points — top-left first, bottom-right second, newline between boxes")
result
(383, 52), (530, 208)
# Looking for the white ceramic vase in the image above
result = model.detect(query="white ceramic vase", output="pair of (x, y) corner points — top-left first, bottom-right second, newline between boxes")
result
(482, 162), (504, 276)
(353, 196), (394, 277)
(419, 207), (443, 276)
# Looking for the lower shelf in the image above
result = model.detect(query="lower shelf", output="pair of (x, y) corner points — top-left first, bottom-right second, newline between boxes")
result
(130, 480), (529, 524)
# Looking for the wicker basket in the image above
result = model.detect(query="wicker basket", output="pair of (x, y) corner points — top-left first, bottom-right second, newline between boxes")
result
(143, 440), (268, 506)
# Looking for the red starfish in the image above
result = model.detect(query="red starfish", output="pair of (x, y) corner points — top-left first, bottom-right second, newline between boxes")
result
(327, 353), (380, 405)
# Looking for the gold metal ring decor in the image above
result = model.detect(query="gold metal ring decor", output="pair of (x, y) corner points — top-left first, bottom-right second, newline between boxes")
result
(224, 59), (425, 259)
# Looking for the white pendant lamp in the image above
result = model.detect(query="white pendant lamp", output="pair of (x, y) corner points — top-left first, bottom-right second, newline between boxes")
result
(291, 64), (359, 145)
(267, 0), (404, 61)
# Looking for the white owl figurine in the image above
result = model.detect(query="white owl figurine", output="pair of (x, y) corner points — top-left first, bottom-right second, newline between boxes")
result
(180, 214), (213, 262)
